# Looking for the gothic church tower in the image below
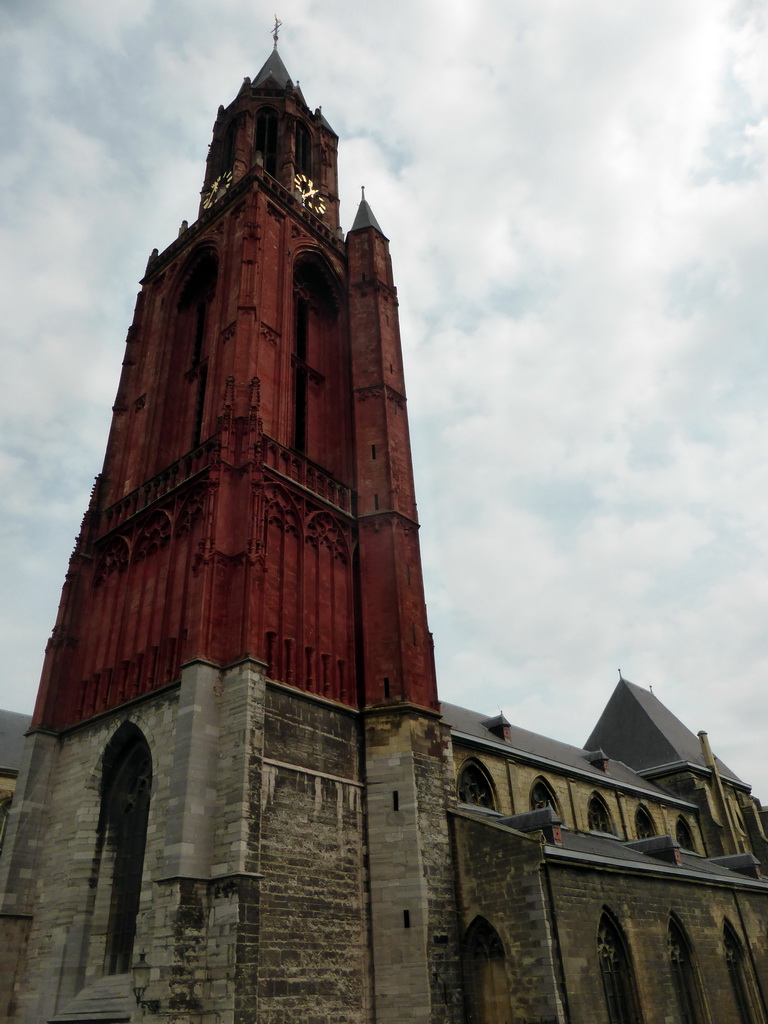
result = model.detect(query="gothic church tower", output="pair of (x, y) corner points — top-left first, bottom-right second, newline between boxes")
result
(0, 45), (463, 1024)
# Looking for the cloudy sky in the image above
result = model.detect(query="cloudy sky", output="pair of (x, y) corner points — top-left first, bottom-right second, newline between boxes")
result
(3, 1), (768, 795)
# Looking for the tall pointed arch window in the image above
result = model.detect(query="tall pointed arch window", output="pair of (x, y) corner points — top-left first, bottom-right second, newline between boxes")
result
(222, 114), (243, 174)
(635, 806), (656, 840)
(588, 793), (616, 835)
(255, 107), (279, 176)
(457, 760), (495, 809)
(668, 917), (702, 1024)
(103, 736), (152, 975)
(675, 816), (694, 852)
(290, 257), (346, 471)
(0, 798), (10, 854)
(597, 913), (640, 1024)
(530, 777), (559, 815)
(295, 121), (312, 177)
(177, 252), (218, 369)
(464, 917), (511, 1024)
(169, 250), (218, 457)
(724, 922), (755, 1024)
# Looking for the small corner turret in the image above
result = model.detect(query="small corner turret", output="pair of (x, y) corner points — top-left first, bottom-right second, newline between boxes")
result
(349, 187), (386, 236)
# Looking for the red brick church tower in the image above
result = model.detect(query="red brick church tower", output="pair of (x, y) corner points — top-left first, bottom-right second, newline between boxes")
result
(0, 42), (462, 1024)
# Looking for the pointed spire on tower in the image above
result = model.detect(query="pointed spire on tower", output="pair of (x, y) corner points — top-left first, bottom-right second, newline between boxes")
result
(350, 186), (385, 234)
(253, 46), (293, 89)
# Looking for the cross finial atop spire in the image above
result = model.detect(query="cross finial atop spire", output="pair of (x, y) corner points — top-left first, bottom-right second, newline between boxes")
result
(272, 15), (282, 48)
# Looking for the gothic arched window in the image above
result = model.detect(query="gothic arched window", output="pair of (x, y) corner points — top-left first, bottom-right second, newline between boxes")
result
(222, 115), (243, 174)
(464, 917), (511, 1024)
(530, 777), (559, 815)
(0, 798), (10, 854)
(597, 913), (640, 1024)
(103, 736), (152, 975)
(668, 917), (702, 1024)
(177, 251), (218, 369)
(635, 806), (655, 840)
(166, 250), (218, 458)
(290, 257), (348, 475)
(255, 107), (279, 176)
(457, 761), (495, 809)
(675, 816), (694, 852)
(295, 121), (312, 176)
(588, 794), (616, 835)
(724, 922), (755, 1024)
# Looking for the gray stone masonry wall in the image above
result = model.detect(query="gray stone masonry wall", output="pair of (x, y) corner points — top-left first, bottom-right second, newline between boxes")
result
(364, 707), (464, 1024)
(412, 724), (465, 1024)
(0, 916), (30, 1022)
(0, 659), (271, 1024)
(0, 687), (180, 1024)
(256, 683), (369, 1024)
(548, 862), (768, 1024)
(148, 658), (268, 1024)
(652, 768), (728, 857)
(452, 812), (567, 1024)
(1, 730), (58, 1023)
(0, 731), (59, 916)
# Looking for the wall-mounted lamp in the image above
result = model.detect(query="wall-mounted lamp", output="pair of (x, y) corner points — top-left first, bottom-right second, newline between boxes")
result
(131, 952), (160, 1013)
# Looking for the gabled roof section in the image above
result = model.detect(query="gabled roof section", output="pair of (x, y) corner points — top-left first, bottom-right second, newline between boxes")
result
(0, 708), (31, 772)
(350, 193), (385, 236)
(253, 48), (293, 90)
(585, 677), (742, 783)
(441, 701), (690, 803)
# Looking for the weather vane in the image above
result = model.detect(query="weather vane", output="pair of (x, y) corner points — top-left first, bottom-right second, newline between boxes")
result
(272, 15), (282, 48)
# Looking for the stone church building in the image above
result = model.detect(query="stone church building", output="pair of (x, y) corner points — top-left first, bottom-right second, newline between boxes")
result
(2, 44), (768, 1024)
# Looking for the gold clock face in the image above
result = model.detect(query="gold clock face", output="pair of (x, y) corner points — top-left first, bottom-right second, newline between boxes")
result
(202, 170), (233, 209)
(294, 173), (326, 215)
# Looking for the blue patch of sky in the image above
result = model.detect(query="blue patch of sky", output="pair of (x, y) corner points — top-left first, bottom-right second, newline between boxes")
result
(644, 530), (754, 607)
(516, 479), (599, 540)
(415, 275), (559, 336)
(665, 263), (721, 320)
(694, 70), (767, 185)
(340, 126), (410, 178)
(626, 424), (675, 469)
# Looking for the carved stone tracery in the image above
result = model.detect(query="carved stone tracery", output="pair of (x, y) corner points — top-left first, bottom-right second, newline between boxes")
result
(133, 511), (172, 561)
(95, 537), (130, 585)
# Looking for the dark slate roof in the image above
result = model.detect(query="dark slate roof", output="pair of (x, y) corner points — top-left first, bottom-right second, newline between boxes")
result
(317, 109), (336, 135)
(549, 829), (768, 885)
(253, 48), (293, 90)
(441, 701), (688, 804)
(0, 709), (31, 771)
(585, 678), (741, 784)
(349, 196), (385, 235)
